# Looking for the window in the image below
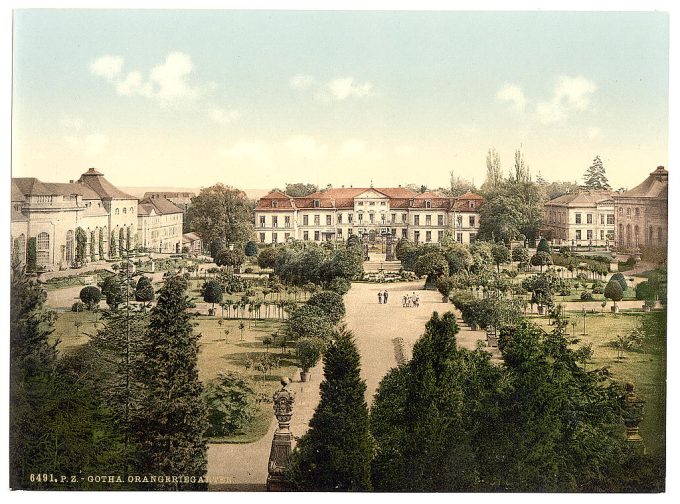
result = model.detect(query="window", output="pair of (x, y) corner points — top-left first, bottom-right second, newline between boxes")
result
(337, 214), (343, 224)
(426, 231), (432, 242)
(272, 233), (278, 243)
(456, 232), (463, 243)
(469, 216), (476, 227)
(271, 201), (278, 208)
(284, 233), (290, 241)
(575, 213), (581, 224)
(425, 200), (431, 209)
(337, 228), (343, 237)
(586, 214), (592, 224)
(402, 214), (407, 223)
(285, 216), (291, 227)
(358, 201), (364, 206)
(272, 216), (278, 228)
(358, 213), (364, 223)
(600, 214), (605, 225)
(303, 215), (309, 226)
(392, 228), (397, 236)
(259, 233), (265, 243)
(326, 215), (332, 226)
(600, 230), (604, 241)
(635, 207), (640, 217)
(303, 231), (309, 240)
(391, 213), (396, 223)
(115, 208), (119, 215)
(369, 201), (375, 206)
(414, 231), (420, 243)
(468, 201), (474, 209)
(469, 233), (477, 243)
(575, 230), (582, 240)
(348, 214), (354, 223)
(438, 231), (444, 242)
(414, 215), (420, 226)
(313, 200), (320, 208)
(314, 215), (320, 225)
(618, 207), (623, 215)
(425, 215), (431, 226)
(587, 230), (593, 241)
(456, 215), (463, 227)
(606, 230), (614, 240)
(123, 208), (127, 214)
(380, 201), (386, 206)
(607, 214), (615, 225)
(381, 213), (386, 224)
(438, 215), (444, 226)
(37, 232), (50, 265)
(401, 229), (407, 238)
(314, 231), (320, 241)
(626, 208), (631, 216)
(369, 213), (375, 223)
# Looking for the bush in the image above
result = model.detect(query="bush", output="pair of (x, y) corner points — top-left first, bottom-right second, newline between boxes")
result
(202, 280), (224, 308)
(610, 272), (628, 292)
(71, 301), (86, 312)
(296, 337), (326, 372)
(436, 276), (455, 298)
(328, 277), (351, 295)
(79, 286), (102, 310)
(635, 281), (656, 301)
(537, 238), (551, 253)
(604, 280), (624, 303)
(134, 276), (154, 304)
(307, 291), (345, 324)
(203, 373), (255, 437)
(244, 240), (258, 257)
(580, 291), (594, 301)
(215, 248), (246, 269)
(559, 246), (572, 255)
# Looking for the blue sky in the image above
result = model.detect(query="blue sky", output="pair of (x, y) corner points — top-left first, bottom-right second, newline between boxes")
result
(12, 10), (669, 190)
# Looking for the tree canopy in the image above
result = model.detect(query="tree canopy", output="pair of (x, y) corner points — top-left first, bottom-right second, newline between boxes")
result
(284, 182), (319, 197)
(583, 155), (611, 190)
(188, 184), (254, 246)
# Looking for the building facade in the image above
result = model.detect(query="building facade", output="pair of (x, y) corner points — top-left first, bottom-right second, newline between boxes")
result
(543, 190), (616, 247)
(613, 166), (668, 251)
(254, 187), (483, 245)
(11, 168), (138, 269)
(137, 197), (184, 254)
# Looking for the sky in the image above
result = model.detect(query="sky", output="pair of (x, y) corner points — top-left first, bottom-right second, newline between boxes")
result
(11, 9), (669, 191)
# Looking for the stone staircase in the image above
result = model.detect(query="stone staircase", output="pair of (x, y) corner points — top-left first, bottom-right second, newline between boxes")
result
(363, 260), (402, 273)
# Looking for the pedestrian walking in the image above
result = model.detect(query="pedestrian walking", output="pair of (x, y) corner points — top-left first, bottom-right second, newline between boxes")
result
(378, 291), (383, 304)
(402, 295), (407, 307)
(383, 290), (389, 304)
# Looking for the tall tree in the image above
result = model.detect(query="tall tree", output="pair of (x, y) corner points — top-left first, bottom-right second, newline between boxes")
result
(290, 327), (373, 491)
(483, 148), (503, 191)
(284, 182), (319, 197)
(512, 148), (531, 183)
(188, 184), (254, 246)
(135, 275), (208, 489)
(448, 173), (477, 196)
(583, 155), (611, 190)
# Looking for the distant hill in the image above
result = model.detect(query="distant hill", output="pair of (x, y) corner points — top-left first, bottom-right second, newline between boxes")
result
(120, 186), (271, 200)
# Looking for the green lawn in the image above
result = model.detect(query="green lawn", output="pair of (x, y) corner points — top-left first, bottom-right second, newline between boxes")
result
(50, 310), (103, 353)
(529, 311), (666, 455)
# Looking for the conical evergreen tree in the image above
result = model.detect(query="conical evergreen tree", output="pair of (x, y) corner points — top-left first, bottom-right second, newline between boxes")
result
(583, 155), (611, 190)
(290, 326), (373, 491)
(135, 274), (208, 490)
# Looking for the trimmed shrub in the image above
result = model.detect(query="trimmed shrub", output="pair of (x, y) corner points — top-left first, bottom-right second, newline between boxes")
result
(79, 285), (102, 310)
(580, 291), (594, 301)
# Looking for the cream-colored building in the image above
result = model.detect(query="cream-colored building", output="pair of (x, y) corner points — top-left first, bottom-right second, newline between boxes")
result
(254, 187), (483, 245)
(11, 168), (138, 269)
(543, 190), (615, 247)
(137, 197), (184, 254)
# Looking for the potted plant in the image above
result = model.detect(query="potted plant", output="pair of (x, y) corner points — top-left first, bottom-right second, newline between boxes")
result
(296, 337), (325, 382)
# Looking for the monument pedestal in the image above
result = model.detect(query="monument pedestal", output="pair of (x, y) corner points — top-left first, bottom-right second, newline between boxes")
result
(267, 379), (296, 491)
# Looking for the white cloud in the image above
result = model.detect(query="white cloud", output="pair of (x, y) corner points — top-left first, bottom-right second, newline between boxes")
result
(285, 135), (328, 161)
(209, 107), (241, 124)
(220, 140), (270, 165)
(587, 127), (601, 139)
(65, 133), (109, 157)
(496, 83), (527, 113)
(290, 74), (315, 90)
(535, 75), (597, 124)
(90, 55), (124, 80)
(338, 139), (382, 161)
(326, 77), (374, 100)
(91, 52), (199, 105)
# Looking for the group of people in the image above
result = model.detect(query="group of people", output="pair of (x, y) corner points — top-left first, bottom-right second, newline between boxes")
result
(377, 290), (390, 304)
(402, 292), (420, 308)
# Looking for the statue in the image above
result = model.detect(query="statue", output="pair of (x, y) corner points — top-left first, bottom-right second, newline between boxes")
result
(623, 383), (646, 454)
(267, 378), (296, 491)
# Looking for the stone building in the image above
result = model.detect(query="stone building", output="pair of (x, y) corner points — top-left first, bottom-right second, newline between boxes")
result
(542, 190), (615, 247)
(613, 166), (668, 251)
(137, 197), (184, 254)
(11, 168), (138, 269)
(254, 187), (483, 245)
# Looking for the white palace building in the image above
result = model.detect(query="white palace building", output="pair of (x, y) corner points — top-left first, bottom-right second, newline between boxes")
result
(254, 186), (484, 245)
(11, 168), (184, 270)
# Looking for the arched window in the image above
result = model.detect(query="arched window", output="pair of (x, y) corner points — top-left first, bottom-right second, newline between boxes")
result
(625, 224), (631, 248)
(37, 232), (50, 265)
(65, 230), (74, 263)
(123, 207), (127, 214)
(425, 200), (431, 209)
(634, 225), (639, 248)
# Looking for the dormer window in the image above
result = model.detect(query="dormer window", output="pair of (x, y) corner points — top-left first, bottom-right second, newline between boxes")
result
(271, 201), (278, 208)
(425, 200), (432, 209)
(468, 201), (474, 209)
(313, 200), (320, 208)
